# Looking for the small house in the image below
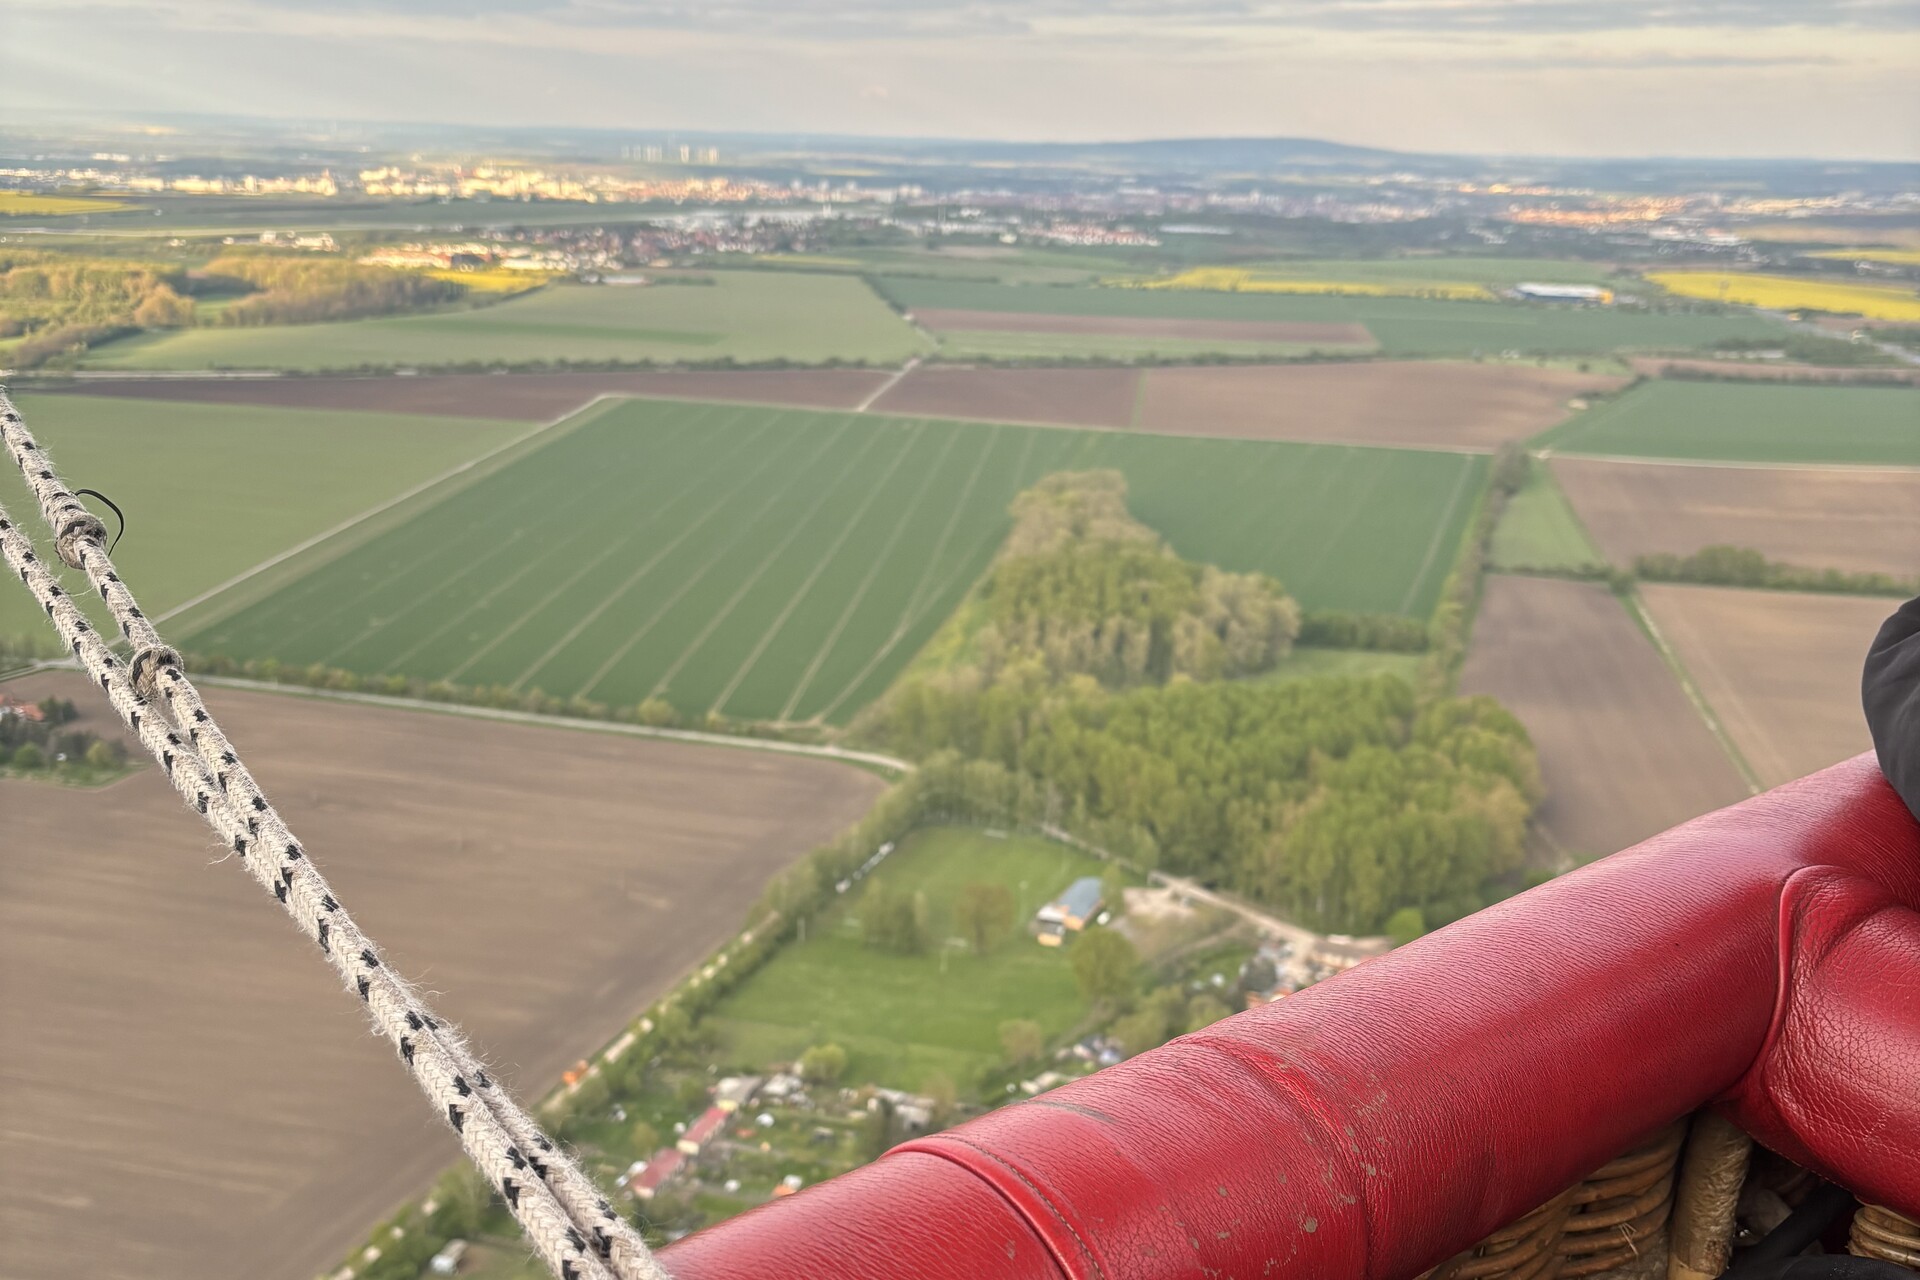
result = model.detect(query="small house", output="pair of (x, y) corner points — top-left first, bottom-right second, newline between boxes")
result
(627, 1148), (684, 1200)
(1034, 877), (1104, 946)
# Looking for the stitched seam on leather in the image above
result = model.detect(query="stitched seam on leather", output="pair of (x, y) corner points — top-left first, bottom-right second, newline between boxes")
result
(896, 1136), (1105, 1280)
(1178, 1033), (1379, 1275)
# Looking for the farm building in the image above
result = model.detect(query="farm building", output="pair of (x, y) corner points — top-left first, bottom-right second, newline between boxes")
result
(1513, 282), (1614, 303)
(0, 693), (45, 722)
(1034, 876), (1105, 946)
(626, 1148), (685, 1201)
(677, 1105), (729, 1155)
(713, 1075), (763, 1113)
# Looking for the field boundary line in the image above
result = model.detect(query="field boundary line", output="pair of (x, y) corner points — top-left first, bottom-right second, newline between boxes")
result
(1619, 587), (1763, 795)
(1542, 449), (1920, 475)
(620, 389), (1485, 456)
(313, 403), (734, 669)
(855, 356), (921, 412)
(779, 428), (968, 720)
(503, 406), (782, 690)
(647, 423), (892, 701)
(709, 424), (931, 716)
(189, 674), (915, 773)
(154, 395), (624, 628)
(1396, 456), (1479, 615)
(577, 414), (863, 700)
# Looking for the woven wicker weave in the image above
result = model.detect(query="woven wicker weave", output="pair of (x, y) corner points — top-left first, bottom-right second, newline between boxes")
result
(1852, 1205), (1920, 1268)
(1424, 1118), (1919, 1279)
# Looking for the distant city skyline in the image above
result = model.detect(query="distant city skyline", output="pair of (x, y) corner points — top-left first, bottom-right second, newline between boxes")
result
(4, 0), (1917, 161)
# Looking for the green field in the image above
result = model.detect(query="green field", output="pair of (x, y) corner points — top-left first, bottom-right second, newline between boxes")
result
(876, 278), (1785, 357)
(704, 827), (1109, 1089)
(82, 272), (930, 371)
(182, 398), (1486, 721)
(1490, 460), (1605, 571)
(0, 394), (529, 639)
(933, 330), (1370, 362)
(1535, 380), (1920, 466)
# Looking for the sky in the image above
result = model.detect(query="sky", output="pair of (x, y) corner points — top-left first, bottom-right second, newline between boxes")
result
(4, 0), (1918, 160)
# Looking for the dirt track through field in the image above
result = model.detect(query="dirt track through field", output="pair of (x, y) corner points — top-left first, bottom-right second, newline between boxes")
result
(38, 369), (894, 420)
(911, 308), (1375, 345)
(1460, 576), (1750, 858)
(1639, 584), (1884, 787)
(1553, 457), (1920, 579)
(1134, 362), (1627, 450)
(0, 675), (883, 1280)
(870, 365), (1142, 427)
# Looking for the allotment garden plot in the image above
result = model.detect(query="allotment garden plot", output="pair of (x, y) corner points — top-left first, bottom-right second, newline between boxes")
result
(186, 398), (1485, 722)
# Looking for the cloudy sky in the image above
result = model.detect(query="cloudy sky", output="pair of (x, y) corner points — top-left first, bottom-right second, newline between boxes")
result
(5, 0), (1917, 159)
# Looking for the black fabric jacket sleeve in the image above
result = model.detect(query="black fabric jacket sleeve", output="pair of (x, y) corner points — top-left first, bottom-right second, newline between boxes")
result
(1864, 595), (1920, 821)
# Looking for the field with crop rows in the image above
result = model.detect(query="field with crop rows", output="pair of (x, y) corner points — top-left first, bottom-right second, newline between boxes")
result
(0, 393), (529, 640)
(82, 272), (930, 370)
(875, 278), (1785, 357)
(184, 398), (1486, 722)
(1535, 379), (1920, 466)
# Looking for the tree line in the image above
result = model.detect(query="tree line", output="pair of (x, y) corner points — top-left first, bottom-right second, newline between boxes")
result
(1635, 545), (1916, 598)
(200, 253), (466, 327)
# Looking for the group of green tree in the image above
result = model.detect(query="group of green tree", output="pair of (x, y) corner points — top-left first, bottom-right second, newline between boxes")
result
(0, 694), (129, 778)
(856, 468), (1540, 935)
(0, 251), (193, 366)
(0, 247), (478, 367)
(199, 252), (465, 327)
(1635, 545), (1917, 598)
(951, 470), (1304, 689)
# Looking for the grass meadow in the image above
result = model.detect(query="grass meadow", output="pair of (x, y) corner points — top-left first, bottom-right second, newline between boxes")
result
(181, 397), (1487, 722)
(1535, 379), (1920, 466)
(875, 278), (1786, 357)
(1490, 460), (1605, 572)
(703, 827), (1109, 1090)
(82, 272), (930, 371)
(0, 394), (529, 640)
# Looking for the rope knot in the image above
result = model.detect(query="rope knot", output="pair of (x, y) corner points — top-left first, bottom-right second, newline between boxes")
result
(129, 645), (182, 702)
(54, 510), (107, 571)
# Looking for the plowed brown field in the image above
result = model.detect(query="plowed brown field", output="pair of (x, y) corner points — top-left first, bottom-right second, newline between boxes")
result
(0, 676), (883, 1280)
(870, 365), (1141, 426)
(1639, 584), (1886, 787)
(1134, 361), (1627, 450)
(39, 368), (894, 420)
(1552, 457), (1920, 579)
(1460, 576), (1750, 858)
(912, 307), (1374, 346)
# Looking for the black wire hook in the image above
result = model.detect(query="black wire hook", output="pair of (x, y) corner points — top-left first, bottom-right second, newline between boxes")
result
(73, 488), (125, 554)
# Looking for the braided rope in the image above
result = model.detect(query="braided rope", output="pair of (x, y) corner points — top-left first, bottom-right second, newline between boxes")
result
(0, 389), (668, 1280)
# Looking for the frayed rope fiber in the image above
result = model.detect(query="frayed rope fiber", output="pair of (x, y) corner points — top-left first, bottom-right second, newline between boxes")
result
(0, 387), (669, 1280)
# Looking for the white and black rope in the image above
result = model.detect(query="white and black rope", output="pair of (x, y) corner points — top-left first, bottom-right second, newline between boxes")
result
(0, 388), (668, 1280)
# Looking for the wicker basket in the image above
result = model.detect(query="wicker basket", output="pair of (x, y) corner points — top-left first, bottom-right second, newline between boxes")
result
(1423, 1115), (1918, 1280)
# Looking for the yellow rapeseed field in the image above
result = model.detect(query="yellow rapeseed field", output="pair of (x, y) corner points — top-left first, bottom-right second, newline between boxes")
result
(1114, 266), (1492, 300)
(0, 191), (134, 216)
(426, 267), (557, 295)
(1645, 271), (1920, 322)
